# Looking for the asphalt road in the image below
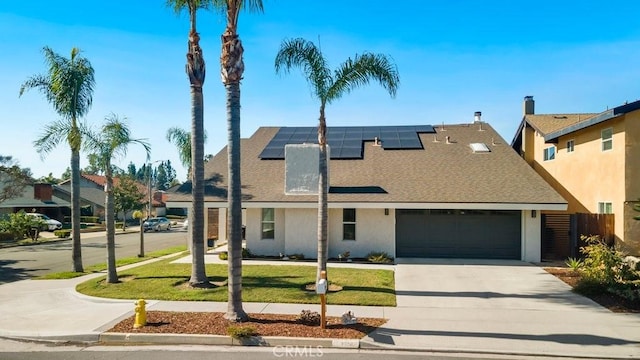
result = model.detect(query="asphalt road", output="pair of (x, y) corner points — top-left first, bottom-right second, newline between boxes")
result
(0, 228), (188, 284)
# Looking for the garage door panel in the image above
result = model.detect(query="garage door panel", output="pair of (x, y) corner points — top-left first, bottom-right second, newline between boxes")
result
(396, 210), (521, 259)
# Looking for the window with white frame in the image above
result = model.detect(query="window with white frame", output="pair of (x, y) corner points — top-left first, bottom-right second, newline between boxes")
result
(543, 146), (556, 161)
(601, 128), (613, 151)
(598, 202), (613, 214)
(567, 139), (574, 153)
(261, 208), (275, 239)
(343, 208), (356, 241)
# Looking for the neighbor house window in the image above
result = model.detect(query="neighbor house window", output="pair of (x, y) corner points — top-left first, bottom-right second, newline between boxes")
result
(261, 208), (275, 239)
(343, 208), (356, 240)
(598, 202), (613, 214)
(543, 146), (556, 161)
(567, 139), (574, 153)
(601, 128), (613, 151)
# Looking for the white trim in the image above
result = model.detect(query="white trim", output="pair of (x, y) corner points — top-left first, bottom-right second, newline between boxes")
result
(165, 201), (568, 211)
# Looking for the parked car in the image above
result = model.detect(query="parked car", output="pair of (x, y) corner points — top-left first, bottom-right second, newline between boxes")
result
(25, 213), (63, 231)
(143, 217), (171, 232)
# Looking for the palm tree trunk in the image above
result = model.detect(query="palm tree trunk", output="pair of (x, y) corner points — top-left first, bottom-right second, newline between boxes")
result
(185, 17), (208, 286)
(189, 83), (207, 285)
(105, 163), (118, 283)
(225, 81), (247, 322)
(317, 104), (328, 282)
(70, 148), (83, 272)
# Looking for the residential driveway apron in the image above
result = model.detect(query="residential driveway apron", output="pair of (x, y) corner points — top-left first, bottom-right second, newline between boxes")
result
(362, 259), (640, 359)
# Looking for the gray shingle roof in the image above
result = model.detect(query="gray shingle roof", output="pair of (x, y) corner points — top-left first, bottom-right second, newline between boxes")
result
(0, 185), (70, 208)
(168, 124), (566, 206)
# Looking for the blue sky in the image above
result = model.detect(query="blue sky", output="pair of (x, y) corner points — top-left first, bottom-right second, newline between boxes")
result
(2, 1), (640, 181)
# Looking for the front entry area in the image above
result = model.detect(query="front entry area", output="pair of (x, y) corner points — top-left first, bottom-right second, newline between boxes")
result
(395, 209), (521, 259)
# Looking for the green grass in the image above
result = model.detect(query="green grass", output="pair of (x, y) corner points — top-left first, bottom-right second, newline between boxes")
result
(37, 246), (188, 279)
(76, 259), (396, 306)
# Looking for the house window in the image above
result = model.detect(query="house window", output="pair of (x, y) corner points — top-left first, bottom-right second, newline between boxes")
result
(567, 140), (574, 153)
(543, 146), (556, 161)
(343, 208), (356, 240)
(261, 208), (275, 239)
(598, 202), (613, 214)
(601, 128), (613, 151)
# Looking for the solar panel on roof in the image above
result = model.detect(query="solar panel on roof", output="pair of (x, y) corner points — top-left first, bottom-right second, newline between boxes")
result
(259, 125), (435, 159)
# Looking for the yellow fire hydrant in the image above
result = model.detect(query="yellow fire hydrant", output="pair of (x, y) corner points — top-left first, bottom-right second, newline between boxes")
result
(133, 299), (147, 329)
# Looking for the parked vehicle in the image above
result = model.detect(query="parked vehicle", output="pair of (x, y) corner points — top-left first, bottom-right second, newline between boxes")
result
(25, 213), (63, 231)
(143, 217), (171, 232)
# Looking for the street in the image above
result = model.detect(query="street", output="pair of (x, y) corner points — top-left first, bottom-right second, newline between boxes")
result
(0, 229), (188, 283)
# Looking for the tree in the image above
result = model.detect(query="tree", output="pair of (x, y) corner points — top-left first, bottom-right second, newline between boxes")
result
(61, 167), (72, 182)
(167, 0), (210, 288)
(166, 127), (207, 179)
(127, 162), (137, 178)
(275, 38), (399, 281)
(83, 153), (103, 175)
(217, 0), (263, 322)
(0, 156), (32, 204)
(85, 113), (150, 283)
(113, 175), (146, 230)
(155, 160), (177, 190)
(37, 172), (60, 185)
(20, 46), (95, 273)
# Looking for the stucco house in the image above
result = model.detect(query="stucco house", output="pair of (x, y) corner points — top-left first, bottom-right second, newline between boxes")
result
(511, 96), (640, 256)
(0, 183), (70, 221)
(167, 117), (566, 262)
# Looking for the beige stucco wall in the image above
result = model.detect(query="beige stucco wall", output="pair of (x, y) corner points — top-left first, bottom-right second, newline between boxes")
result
(624, 111), (640, 254)
(522, 210), (541, 262)
(328, 208), (395, 259)
(530, 117), (626, 244)
(283, 208), (317, 257)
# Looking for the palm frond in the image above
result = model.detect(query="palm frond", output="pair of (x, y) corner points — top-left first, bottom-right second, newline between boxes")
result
(33, 119), (74, 158)
(85, 114), (151, 171)
(166, 127), (192, 169)
(166, 0), (212, 14)
(326, 53), (400, 104)
(275, 38), (332, 100)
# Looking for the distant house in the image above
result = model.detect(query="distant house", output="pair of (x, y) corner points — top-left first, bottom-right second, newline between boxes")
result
(0, 183), (70, 222)
(511, 96), (640, 256)
(57, 174), (149, 220)
(168, 120), (566, 262)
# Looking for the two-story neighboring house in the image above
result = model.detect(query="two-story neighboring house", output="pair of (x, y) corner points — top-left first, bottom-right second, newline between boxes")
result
(511, 96), (640, 257)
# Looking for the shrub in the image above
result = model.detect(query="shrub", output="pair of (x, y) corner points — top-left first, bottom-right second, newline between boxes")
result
(242, 248), (253, 259)
(226, 325), (256, 339)
(288, 253), (305, 260)
(80, 216), (99, 224)
(297, 310), (320, 326)
(565, 257), (583, 271)
(0, 211), (43, 239)
(366, 251), (393, 264)
(54, 230), (71, 238)
(577, 235), (640, 301)
(218, 251), (228, 260)
(0, 232), (14, 242)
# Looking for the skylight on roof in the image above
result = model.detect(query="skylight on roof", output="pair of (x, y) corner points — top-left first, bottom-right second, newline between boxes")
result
(469, 143), (490, 153)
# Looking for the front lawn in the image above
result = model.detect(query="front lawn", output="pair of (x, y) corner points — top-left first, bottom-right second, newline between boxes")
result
(76, 258), (396, 306)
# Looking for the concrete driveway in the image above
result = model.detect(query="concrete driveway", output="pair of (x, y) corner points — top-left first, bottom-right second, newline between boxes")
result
(362, 259), (640, 358)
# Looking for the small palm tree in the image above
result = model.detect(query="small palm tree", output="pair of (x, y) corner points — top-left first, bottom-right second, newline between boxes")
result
(167, 0), (211, 287)
(275, 38), (400, 281)
(85, 114), (150, 283)
(217, 0), (264, 322)
(20, 47), (95, 273)
(166, 126), (208, 179)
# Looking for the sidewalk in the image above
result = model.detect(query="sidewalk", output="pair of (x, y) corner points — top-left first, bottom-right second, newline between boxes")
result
(0, 250), (639, 359)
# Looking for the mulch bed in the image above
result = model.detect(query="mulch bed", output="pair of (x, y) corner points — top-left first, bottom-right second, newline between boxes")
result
(108, 311), (386, 339)
(544, 267), (640, 313)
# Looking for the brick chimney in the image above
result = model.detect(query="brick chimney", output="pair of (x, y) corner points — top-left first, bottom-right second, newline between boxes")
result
(34, 183), (53, 201)
(523, 96), (535, 115)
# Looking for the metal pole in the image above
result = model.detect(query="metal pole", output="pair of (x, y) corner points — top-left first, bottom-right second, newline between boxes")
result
(148, 163), (152, 218)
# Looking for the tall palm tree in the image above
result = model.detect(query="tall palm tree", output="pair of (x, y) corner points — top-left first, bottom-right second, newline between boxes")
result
(215, 0), (263, 322)
(85, 114), (150, 283)
(167, 0), (210, 287)
(20, 47), (95, 273)
(166, 126), (208, 178)
(275, 38), (400, 281)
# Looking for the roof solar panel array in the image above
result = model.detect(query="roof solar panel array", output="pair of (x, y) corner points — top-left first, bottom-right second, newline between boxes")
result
(259, 125), (435, 159)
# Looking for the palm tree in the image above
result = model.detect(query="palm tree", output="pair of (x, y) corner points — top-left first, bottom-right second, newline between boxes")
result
(167, 0), (210, 287)
(85, 114), (150, 283)
(20, 47), (95, 273)
(166, 126), (208, 178)
(275, 38), (400, 281)
(216, 0), (263, 322)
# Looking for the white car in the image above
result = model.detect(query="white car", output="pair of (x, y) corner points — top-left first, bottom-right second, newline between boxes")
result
(26, 213), (63, 231)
